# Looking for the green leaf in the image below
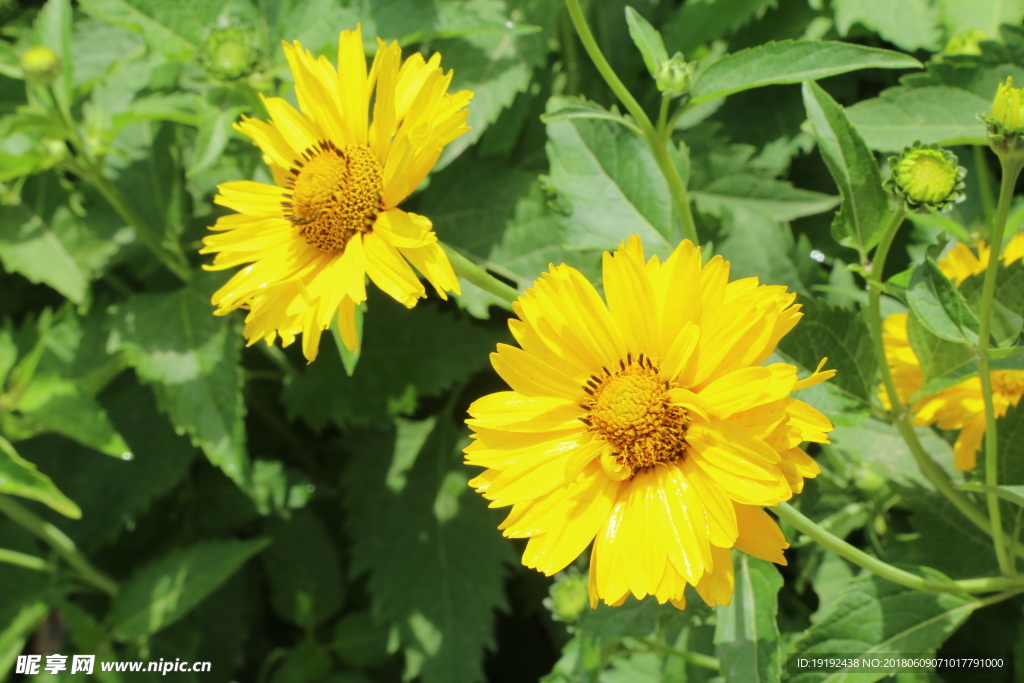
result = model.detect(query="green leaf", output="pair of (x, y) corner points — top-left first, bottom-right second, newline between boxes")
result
(663, 0), (775, 55)
(716, 209), (823, 298)
(691, 174), (839, 222)
(344, 418), (514, 683)
(834, 0), (941, 52)
(937, 0), (1024, 38)
(831, 418), (961, 490)
(959, 262), (1024, 346)
(545, 97), (673, 254)
(997, 401), (1024, 486)
(802, 81), (889, 257)
(11, 373), (130, 458)
(625, 6), (668, 79)
(0, 435), (80, 518)
(907, 258), (980, 343)
(540, 99), (642, 135)
(77, 0), (224, 61)
(714, 553), (783, 683)
(845, 86), (990, 152)
(284, 293), (506, 431)
(776, 297), (877, 406)
(110, 92), (201, 133)
(907, 313), (977, 393)
(263, 510), (345, 630)
(691, 41), (921, 105)
(788, 567), (977, 683)
(107, 537), (269, 640)
(107, 276), (249, 486)
(35, 0), (73, 106)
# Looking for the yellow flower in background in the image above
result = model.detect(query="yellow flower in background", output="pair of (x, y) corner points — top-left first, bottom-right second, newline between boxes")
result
(201, 26), (471, 361)
(937, 232), (1024, 284)
(465, 237), (835, 609)
(881, 314), (1024, 471)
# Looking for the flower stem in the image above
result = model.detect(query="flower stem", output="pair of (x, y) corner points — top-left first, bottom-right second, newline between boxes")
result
(562, 0), (698, 245)
(441, 243), (520, 304)
(866, 206), (992, 537)
(977, 156), (1024, 576)
(975, 146), (997, 225)
(774, 502), (1024, 594)
(0, 494), (117, 595)
(46, 86), (191, 284)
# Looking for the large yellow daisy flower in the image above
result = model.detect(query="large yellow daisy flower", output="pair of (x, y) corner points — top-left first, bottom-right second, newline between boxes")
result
(201, 27), (471, 361)
(882, 237), (1024, 470)
(465, 236), (835, 609)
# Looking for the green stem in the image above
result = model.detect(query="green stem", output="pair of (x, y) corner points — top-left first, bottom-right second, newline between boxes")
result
(866, 207), (992, 536)
(0, 495), (117, 595)
(562, 0), (698, 245)
(442, 243), (520, 304)
(977, 157), (1024, 576)
(774, 502), (1024, 594)
(47, 86), (191, 284)
(657, 94), (670, 136)
(558, 6), (582, 96)
(0, 547), (55, 573)
(640, 638), (720, 671)
(975, 146), (997, 226)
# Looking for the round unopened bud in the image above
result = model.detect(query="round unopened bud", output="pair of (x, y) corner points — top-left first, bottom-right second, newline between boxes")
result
(201, 27), (259, 81)
(655, 53), (694, 96)
(853, 467), (885, 495)
(982, 77), (1024, 158)
(885, 142), (966, 213)
(544, 570), (588, 623)
(944, 29), (986, 56)
(20, 46), (62, 85)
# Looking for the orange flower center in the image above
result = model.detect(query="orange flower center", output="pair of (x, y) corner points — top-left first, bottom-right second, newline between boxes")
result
(993, 370), (1024, 401)
(579, 353), (688, 476)
(282, 140), (383, 252)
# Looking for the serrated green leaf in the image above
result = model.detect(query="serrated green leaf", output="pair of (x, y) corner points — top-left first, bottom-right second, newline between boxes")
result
(344, 418), (514, 683)
(625, 6), (668, 79)
(263, 510), (344, 630)
(0, 435), (80, 518)
(788, 567), (977, 683)
(77, 0), (196, 61)
(663, 0), (774, 55)
(691, 41), (921, 105)
(831, 417), (961, 490)
(714, 553), (782, 683)
(545, 97), (673, 254)
(907, 259), (980, 343)
(846, 86), (990, 152)
(284, 293), (505, 431)
(834, 0), (941, 52)
(691, 174), (839, 222)
(776, 297), (877, 405)
(802, 81), (889, 258)
(107, 276), (249, 486)
(10, 373), (130, 457)
(108, 537), (269, 640)
(907, 313), (977, 393)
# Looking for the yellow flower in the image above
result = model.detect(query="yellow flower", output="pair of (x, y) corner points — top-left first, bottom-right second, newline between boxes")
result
(881, 314), (1024, 471)
(465, 237), (835, 609)
(201, 27), (471, 361)
(937, 233), (1024, 285)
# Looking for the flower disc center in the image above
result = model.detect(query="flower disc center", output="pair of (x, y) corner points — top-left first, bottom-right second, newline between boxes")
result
(580, 354), (688, 475)
(896, 150), (957, 204)
(993, 370), (1024, 399)
(283, 140), (383, 252)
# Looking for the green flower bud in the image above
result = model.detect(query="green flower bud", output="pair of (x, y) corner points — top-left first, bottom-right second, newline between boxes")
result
(853, 467), (885, 495)
(19, 46), (62, 85)
(201, 26), (259, 81)
(544, 569), (588, 623)
(981, 77), (1024, 158)
(884, 142), (966, 213)
(655, 53), (694, 97)
(943, 29), (986, 56)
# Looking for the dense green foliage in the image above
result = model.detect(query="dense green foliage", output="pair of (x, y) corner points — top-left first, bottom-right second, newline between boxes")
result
(3, 0), (1024, 681)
